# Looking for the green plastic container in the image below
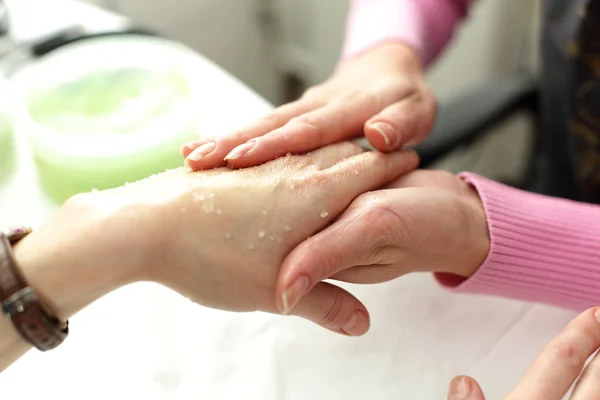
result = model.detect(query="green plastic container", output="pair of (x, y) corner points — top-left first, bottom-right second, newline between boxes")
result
(0, 75), (14, 186)
(0, 112), (14, 186)
(10, 35), (205, 203)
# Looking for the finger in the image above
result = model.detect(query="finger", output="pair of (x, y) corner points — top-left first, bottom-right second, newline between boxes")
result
(275, 151), (418, 314)
(289, 281), (371, 337)
(181, 138), (210, 158)
(507, 307), (600, 400)
(277, 206), (381, 315)
(323, 148), (419, 191)
(569, 346), (600, 398)
(184, 98), (323, 170)
(364, 92), (436, 151)
(224, 89), (398, 168)
(447, 376), (486, 400)
(307, 141), (364, 169)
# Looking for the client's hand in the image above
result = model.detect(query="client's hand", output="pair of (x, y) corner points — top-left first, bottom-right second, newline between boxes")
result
(447, 307), (600, 399)
(16, 143), (417, 339)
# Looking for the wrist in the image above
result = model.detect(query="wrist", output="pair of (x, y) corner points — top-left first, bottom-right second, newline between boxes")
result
(337, 41), (424, 78)
(11, 193), (146, 319)
(453, 183), (490, 278)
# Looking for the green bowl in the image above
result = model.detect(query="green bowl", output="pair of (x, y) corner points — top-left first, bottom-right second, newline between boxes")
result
(10, 35), (205, 203)
(0, 113), (15, 186)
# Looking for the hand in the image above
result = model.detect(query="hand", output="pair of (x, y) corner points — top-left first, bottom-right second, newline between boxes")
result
(447, 307), (600, 399)
(274, 170), (490, 323)
(18, 143), (417, 340)
(180, 42), (436, 170)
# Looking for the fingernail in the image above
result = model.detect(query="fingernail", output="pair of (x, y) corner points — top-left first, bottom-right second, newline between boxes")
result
(188, 141), (216, 161)
(281, 276), (309, 314)
(449, 376), (472, 400)
(225, 141), (256, 161)
(341, 311), (368, 336)
(594, 307), (600, 323)
(370, 122), (397, 147)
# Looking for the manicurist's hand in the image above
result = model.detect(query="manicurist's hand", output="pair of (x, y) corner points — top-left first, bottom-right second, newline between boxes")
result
(181, 42), (436, 170)
(447, 307), (600, 399)
(274, 170), (490, 320)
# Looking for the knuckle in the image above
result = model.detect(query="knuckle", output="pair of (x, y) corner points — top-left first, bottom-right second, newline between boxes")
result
(549, 341), (585, 372)
(354, 194), (408, 249)
(289, 114), (323, 132)
(260, 110), (289, 127)
(318, 290), (345, 327)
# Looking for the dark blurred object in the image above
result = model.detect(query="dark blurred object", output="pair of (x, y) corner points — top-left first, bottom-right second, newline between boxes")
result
(0, 22), (158, 75)
(0, 0), (8, 37)
(30, 26), (157, 57)
(414, 72), (540, 190)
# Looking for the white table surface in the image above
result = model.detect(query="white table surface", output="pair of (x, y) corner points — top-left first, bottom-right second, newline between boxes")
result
(0, 1), (580, 399)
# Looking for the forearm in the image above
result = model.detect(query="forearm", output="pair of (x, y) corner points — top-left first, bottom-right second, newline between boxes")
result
(341, 0), (475, 66)
(438, 173), (600, 311)
(0, 199), (141, 372)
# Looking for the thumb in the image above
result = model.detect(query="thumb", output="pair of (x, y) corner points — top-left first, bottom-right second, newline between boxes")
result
(275, 198), (382, 315)
(447, 376), (486, 400)
(289, 281), (371, 337)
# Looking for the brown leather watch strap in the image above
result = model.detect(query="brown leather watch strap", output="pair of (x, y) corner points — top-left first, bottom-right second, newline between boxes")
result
(0, 227), (68, 351)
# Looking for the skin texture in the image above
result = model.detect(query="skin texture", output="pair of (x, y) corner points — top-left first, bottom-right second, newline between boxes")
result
(447, 307), (600, 399)
(0, 143), (418, 372)
(180, 42), (436, 170)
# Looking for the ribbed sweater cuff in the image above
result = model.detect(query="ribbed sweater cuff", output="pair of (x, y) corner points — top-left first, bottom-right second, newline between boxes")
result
(435, 173), (600, 311)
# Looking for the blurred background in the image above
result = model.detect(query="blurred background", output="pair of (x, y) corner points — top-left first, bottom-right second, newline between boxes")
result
(0, 0), (541, 204)
(83, 0), (540, 181)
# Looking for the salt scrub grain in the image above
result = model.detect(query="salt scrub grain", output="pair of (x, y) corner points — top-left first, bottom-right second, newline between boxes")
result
(284, 225), (292, 232)
(269, 235), (275, 241)
(320, 211), (329, 218)
(225, 233), (232, 240)
(181, 208), (187, 212)
(193, 193), (205, 202)
(258, 231), (265, 239)
(248, 244), (255, 250)
(216, 209), (222, 215)
(262, 210), (267, 215)
(354, 170), (359, 175)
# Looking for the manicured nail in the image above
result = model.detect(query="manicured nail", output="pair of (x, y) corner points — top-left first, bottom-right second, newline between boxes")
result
(225, 141), (256, 161)
(594, 307), (600, 323)
(341, 311), (368, 336)
(188, 141), (216, 161)
(370, 122), (397, 147)
(449, 376), (472, 400)
(281, 276), (309, 314)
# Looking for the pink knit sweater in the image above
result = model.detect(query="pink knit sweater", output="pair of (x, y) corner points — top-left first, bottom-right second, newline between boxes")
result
(343, 0), (600, 310)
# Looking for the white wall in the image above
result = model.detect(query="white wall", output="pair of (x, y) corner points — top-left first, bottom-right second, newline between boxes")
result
(89, 0), (539, 105)
(113, 0), (280, 103)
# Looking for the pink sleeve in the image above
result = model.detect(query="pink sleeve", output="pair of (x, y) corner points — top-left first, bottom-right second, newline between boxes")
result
(435, 173), (600, 311)
(342, 0), (475, 66)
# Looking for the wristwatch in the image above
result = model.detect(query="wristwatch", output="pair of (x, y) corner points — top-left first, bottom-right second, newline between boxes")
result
(0, 226), (69, 351)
